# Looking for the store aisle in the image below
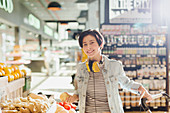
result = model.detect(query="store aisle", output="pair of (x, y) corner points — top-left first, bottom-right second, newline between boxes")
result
(30, 72), (75, 101)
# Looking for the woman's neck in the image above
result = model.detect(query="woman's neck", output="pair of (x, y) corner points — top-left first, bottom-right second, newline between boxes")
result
(89, 55), (102, 62)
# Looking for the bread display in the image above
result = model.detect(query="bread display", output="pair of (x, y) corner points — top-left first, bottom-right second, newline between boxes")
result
(60, 92), (70, 102)
(0, 93), (55, 113)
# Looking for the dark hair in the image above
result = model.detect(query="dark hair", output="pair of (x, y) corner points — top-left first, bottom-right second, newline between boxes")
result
(78, 29), (105, 48)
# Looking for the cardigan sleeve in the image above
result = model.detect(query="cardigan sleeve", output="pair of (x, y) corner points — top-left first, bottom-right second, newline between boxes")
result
(117, 61), (142, 94)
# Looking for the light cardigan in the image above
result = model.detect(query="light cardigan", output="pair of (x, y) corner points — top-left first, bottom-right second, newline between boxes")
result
(74, 55), (141, 113)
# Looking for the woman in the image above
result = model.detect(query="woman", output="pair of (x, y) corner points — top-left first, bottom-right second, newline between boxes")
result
(65, 29), (152, 113)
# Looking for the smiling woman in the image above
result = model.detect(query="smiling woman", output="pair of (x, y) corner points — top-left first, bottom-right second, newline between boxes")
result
(64, 29), (153, 113)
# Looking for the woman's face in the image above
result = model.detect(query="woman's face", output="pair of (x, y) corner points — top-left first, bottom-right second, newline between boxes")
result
(82, 35), (101, 59)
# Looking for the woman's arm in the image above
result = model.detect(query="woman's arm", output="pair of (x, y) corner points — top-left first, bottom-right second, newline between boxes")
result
(138, 85), (152, 102)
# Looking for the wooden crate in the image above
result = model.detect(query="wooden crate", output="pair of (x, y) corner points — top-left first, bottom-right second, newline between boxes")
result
(0, 78), (25, 102)
(0, 76), (8, 87)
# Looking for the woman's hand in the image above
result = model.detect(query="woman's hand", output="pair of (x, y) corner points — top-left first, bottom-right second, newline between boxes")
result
(138, 85), (153, 103)
(65, 94), (79, 104)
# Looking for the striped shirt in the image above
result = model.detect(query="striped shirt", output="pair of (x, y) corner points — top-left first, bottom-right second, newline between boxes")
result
(85, 64), (110, 113)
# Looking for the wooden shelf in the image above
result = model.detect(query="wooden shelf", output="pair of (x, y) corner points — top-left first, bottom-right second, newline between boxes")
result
(0, 78), (25, 102)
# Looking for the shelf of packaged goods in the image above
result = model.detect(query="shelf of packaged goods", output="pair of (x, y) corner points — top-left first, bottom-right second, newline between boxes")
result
(108, 54), (166, 58)
(0, 78), (25, 102)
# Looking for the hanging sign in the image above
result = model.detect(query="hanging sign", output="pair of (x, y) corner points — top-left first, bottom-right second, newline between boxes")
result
(109, 0), (152, 23)
(0, 0), (14, 13)
(44, 25), (53, 37)
(54, 32), (58, 40)
(28, 14), (40, 29)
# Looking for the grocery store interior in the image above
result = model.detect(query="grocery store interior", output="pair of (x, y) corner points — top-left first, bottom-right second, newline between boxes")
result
(1, 0), (170, 113)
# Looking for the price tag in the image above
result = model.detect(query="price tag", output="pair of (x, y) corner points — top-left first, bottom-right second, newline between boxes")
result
(126, 55), (130, 57)
(161, 65), (165, 67)
(126, 106), (131, 109)
(137, 55), (141, 57)
(107, 43), (111, 46)
(132, 65), (135, 67)
(132, 55), (135, 57)
(159, 77), (163, 79)
(150, 77), (154, 79)
(126, 65), (130, 67)
(138, 77), (143, 79)
(153, 106), (158, 109)
(152, 55), (156, 57)
(147, 55), (151, 57)
(118, 55), (122, 57)
(129, 77), (133, 80)
(148, 65), (151, 67)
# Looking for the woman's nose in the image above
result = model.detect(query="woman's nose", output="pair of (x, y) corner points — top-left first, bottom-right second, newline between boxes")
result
(87, 45), (91, 50)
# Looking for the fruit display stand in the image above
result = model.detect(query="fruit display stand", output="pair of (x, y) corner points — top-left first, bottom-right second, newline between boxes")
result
(0, 76), (25, 103)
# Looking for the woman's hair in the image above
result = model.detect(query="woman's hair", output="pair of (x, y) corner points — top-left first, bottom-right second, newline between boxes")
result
(78, 29), (105, 48)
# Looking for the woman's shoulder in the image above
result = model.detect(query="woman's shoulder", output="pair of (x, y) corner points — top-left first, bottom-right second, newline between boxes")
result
(77, 61), (86, 69)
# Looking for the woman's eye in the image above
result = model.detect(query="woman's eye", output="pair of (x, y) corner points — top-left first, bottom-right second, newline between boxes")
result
(83, 44), (87, 46)
(90, 42), (94, 44)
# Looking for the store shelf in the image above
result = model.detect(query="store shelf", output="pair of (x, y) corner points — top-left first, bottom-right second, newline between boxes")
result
(6, 60), (31, 65)
(101, 24), (169, 112)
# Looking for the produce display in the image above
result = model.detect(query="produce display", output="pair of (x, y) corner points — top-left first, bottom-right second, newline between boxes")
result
(0, 63), (27, 82)
(0, 93), (55, 113)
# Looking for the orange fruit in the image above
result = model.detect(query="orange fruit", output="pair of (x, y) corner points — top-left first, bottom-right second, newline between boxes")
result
(11, 65), (19, 72)
(0, 72), (2, 76)
(12, 73), (19, 80)
(4, 67), (12, 74)
(0, 64), (4, 70)
(0, 63), (6, 70)
(0, 70), (5, 75)
(5, 74), (14, 82)
(10, 67), (15, 73)
(16, 70), (23, 78)
(9, 75), (14, 82)
(14, 72), (20, 79)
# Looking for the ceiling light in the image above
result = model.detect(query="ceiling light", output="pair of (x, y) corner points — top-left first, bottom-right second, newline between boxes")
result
(60, 22), (68, 25)
(48, 1), (61, 11)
